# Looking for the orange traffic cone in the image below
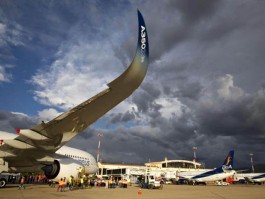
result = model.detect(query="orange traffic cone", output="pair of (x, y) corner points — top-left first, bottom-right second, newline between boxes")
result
(138, 188), (142, 196)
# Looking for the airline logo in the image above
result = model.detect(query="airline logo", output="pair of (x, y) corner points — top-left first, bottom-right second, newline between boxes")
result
(80, 159), (90, 166)
(140, 25), (147, 63)
(222, 165), (232, 170)
(222, 155), (232, 170)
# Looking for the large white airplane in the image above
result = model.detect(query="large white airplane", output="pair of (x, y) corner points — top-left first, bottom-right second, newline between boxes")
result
(0, 10), (149, 188)
(177, 150), (235, 185)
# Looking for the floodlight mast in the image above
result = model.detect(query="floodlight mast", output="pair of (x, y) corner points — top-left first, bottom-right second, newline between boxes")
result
(249, 153), (254, 173)
(97, 133), (103, 163)
(192, 147), (198, 168)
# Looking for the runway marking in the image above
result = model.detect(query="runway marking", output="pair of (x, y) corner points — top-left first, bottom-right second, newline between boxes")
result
(211, 192), (226, 199)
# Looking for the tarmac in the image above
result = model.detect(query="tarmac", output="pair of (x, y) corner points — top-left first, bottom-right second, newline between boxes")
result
(0, 184), (265, 199)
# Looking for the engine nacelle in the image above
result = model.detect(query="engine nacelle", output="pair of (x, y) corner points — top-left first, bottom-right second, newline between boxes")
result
(42, 158), (83, 180)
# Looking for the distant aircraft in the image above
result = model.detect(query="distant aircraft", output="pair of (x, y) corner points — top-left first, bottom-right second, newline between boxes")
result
(0, 10), (149, 188)
(177, 150), (235, 185)
(240, 173), (265, 185)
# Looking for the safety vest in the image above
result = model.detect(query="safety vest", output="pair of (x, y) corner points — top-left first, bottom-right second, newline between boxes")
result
(59, 180), (63, 186)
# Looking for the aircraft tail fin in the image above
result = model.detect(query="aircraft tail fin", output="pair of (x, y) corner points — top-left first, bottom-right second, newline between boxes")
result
(213, 150), (234, 173)
(222, 150), (234, 169)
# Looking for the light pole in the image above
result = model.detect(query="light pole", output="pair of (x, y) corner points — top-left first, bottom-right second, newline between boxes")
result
(193, 147), (197, 168)
(97, 133), (103, 163)
(249, 153), (254, 173)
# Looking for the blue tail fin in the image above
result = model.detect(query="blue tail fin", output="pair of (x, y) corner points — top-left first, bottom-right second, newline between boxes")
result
(222, 150), (234, 170)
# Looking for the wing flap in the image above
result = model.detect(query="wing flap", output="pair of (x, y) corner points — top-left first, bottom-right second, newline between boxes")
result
(18, 129), (50, 140)
(2, 139), (35, 149)
(0, 150), (16, 158)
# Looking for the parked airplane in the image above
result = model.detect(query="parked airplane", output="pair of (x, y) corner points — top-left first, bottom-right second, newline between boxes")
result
(244, 173), (265, 184)
(0, 10), (149, 188)
(177, 150), (235, 185)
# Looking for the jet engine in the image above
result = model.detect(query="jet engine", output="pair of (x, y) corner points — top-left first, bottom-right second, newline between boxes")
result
(42, 158), (83, 180)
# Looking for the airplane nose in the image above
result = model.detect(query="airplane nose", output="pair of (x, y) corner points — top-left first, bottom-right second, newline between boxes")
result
(93, 165), (99, 173)
(84, 164), (99, 174)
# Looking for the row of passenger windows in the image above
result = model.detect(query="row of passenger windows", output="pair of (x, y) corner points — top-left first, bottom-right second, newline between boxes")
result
(64, 153), (89, 160)
(99, 168), (126, 175)
(162, 162), (198, 168)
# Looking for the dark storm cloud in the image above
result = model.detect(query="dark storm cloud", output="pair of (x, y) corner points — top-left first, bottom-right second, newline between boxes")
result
(122, 111), (135, 122)
(110, 111), (135, 124)
(95, 128), (180, 164)
(141, 82), (161, 99)
(0, 111), (37, 133)
(0, 0), (126, 66)
(175, 81), (204, 100)
(75, 112), (209, 166)
(77, 128), (97, 140)
(130, 82), (162, 115)
(191, 86), (265, 167)
(126, 0), (224, 63)
(112, 79), (265, 167)
(137, 0), (265, 167)
(197, 90), (265, 139)
(131, 90), (152, 113)
(169, 0), (221, 25)
(110, 113), (123, 124)
(93, 102), (200, 164)
(109, 82), (162, 125)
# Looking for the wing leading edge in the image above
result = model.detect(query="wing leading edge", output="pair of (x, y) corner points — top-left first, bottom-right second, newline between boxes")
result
(1, 10), (149, 158)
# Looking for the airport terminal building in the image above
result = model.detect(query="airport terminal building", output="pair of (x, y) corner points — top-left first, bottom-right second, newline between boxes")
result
(97, 158), (207, 182)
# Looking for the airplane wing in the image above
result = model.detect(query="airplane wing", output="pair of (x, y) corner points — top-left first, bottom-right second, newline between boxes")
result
(0, 10), (149, 169)
(244, 177), (254, 183)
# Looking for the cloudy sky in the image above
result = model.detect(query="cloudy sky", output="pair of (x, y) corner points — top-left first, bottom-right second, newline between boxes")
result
(1, 0), (265, 168)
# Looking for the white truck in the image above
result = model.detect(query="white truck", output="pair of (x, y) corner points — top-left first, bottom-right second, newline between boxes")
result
(146, 175), (163, 189)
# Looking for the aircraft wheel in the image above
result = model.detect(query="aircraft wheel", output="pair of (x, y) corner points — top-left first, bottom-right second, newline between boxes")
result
(0, 178), (7, 188)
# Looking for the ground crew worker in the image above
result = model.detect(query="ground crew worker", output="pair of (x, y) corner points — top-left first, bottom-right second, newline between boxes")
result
(57, 178), (63, 192)
(80, 177), (84, 189)
(18, 176), (25, 190)
(68, 176), (73, 190)
(62, 177), (67, 192)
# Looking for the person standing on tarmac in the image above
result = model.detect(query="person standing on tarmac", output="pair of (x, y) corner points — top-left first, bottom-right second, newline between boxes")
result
(57, 178), (63, 192)
(68, 176), (73, 191)
(80, 177), (84, 189)
(62, 177), (67, 192)
(18, 176), (25, 190)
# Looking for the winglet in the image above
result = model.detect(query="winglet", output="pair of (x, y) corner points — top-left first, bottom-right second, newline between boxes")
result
(108, 10), (149, 90)
(137, 9), (149, 65)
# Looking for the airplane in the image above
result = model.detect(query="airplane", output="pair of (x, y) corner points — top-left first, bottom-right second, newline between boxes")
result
(177, 150), (235, 185)
(242, 173), (265, 185)
(0, 10), (149, 188)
